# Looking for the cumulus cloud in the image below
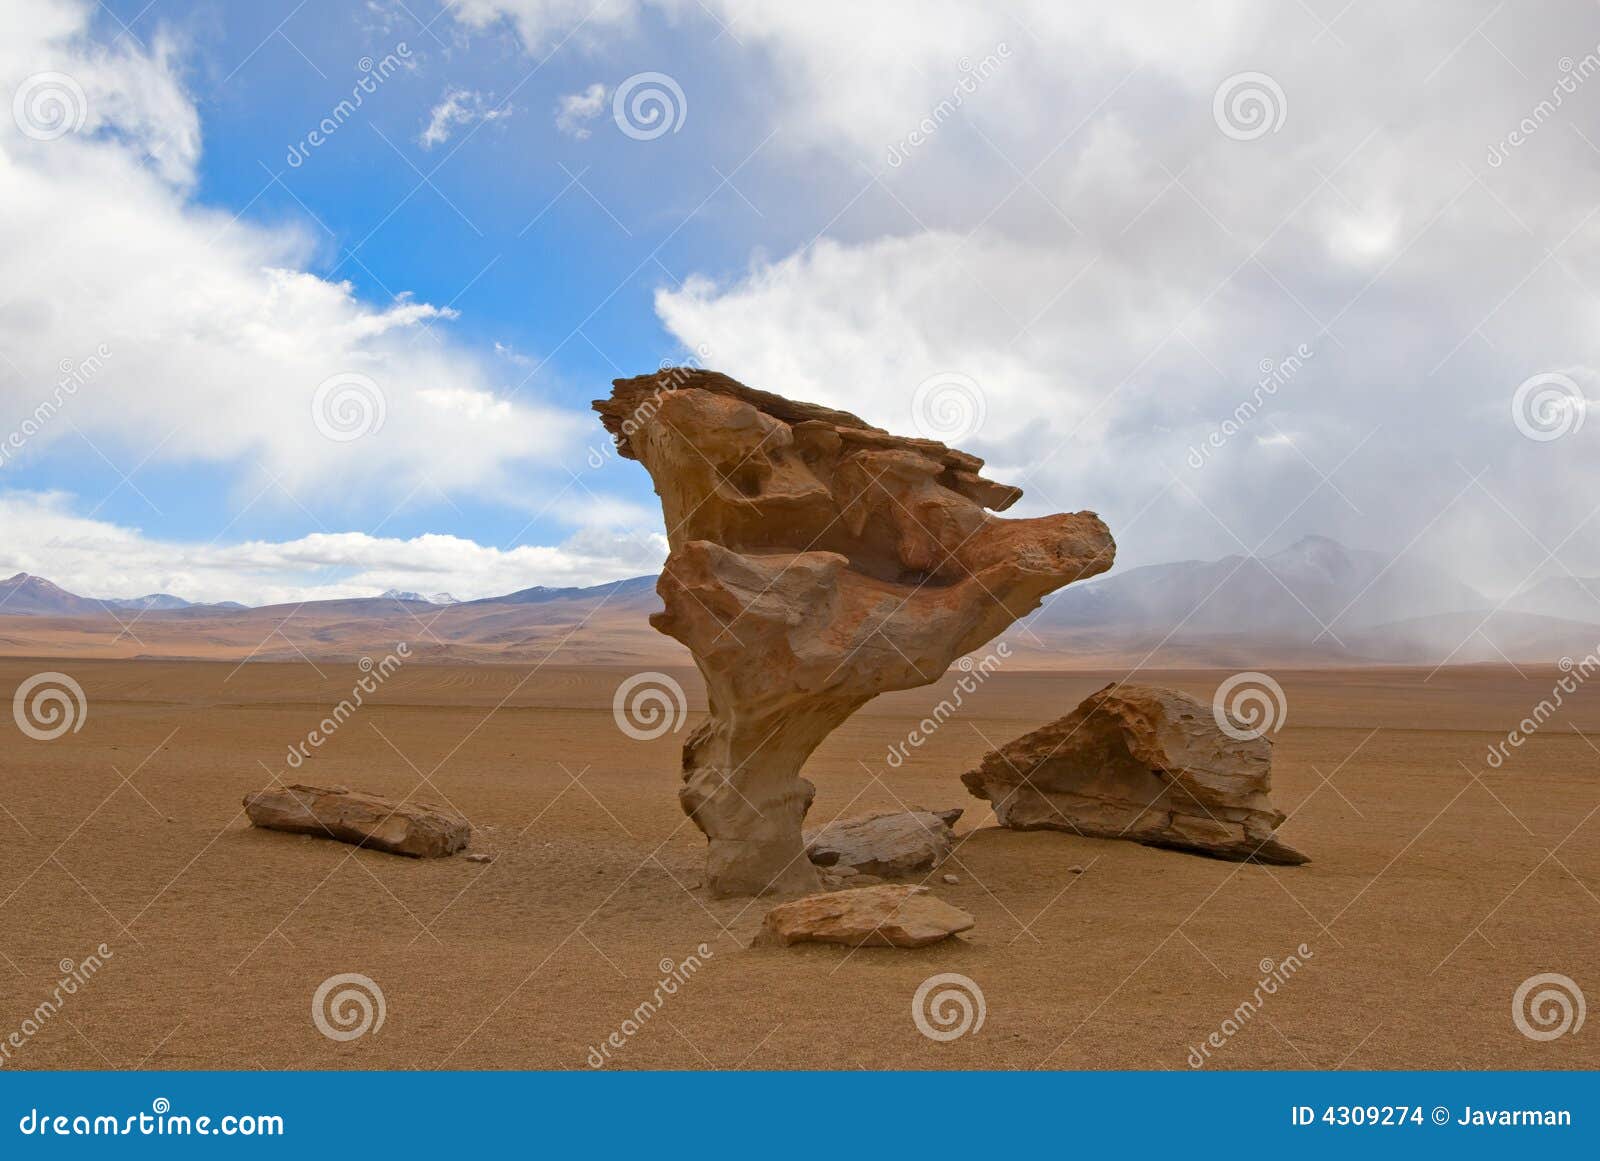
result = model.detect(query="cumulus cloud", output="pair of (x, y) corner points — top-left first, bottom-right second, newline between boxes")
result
(457, 0), (1600, 593)
(554, 82), (607, 138)
(0, 0), (585, 516)
(0, 490), (665, 605)
(418, 86), (513, 148)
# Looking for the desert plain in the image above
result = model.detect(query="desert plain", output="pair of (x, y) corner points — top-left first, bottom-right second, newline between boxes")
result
(1, 655), (1595, 1070)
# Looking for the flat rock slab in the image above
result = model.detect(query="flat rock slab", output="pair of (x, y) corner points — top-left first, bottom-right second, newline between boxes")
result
(243, 784), (469, 858)
(754, 884), (975, 948)
(962, 683), (1307, 865)
(804, 808), (962, 876)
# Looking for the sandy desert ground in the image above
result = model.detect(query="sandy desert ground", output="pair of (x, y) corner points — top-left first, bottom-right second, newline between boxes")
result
(1, 658), (1596, 1071)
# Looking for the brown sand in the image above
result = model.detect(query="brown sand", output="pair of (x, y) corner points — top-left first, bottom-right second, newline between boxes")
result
(0, 658), (1595, 1070)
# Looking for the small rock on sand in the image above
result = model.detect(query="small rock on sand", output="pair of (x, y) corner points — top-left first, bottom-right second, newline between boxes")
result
(804, 808), (962, 877)
(242, 783), (469, 858)
(942, 873), (959, 885)
(754, 884), (975, 949)
(463, 852), (494, 864)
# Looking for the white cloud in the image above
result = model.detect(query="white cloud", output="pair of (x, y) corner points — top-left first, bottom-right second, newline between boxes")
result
(442, 0), (641, 51)
(0, 490), (665, 605)
(554, 81), (607, 139)
(455, 0), (1600, 590)
(0, 0), (586, 516)
(418, 86), (513, 149)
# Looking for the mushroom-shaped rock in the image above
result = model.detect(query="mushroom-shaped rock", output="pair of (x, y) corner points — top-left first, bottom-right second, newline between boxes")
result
(754, 885), (976, 948)
(961, 683), (1306, 864)
(595, 369), (1115, 896)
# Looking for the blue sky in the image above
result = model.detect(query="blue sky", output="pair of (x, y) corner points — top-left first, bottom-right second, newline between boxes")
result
(67, 0), (762, 553)
(4, 1), (1600, 604)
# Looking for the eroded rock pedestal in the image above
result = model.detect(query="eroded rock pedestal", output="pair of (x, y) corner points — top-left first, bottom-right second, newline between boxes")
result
(962, 683), (1307, 864)
(595, 369), (1114, 896)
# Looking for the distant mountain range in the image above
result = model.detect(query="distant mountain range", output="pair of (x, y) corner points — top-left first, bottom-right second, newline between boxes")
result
(379, 589), (459, 605)
(1013, 535), (1599, 666)
(0, 540), (1594, 666)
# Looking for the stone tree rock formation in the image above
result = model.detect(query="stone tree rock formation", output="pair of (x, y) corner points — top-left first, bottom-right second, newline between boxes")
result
(962, 683), (1307, 864)
(595, 369), (1115, 897)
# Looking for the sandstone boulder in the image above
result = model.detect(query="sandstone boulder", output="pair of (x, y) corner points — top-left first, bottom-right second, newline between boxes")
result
(754, 885), (976, 948)
(243, 784), (470, 857)
(804, 808), (962, 876)
(962, 683), (1307, 864)
(595, 369), (1114, 895)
